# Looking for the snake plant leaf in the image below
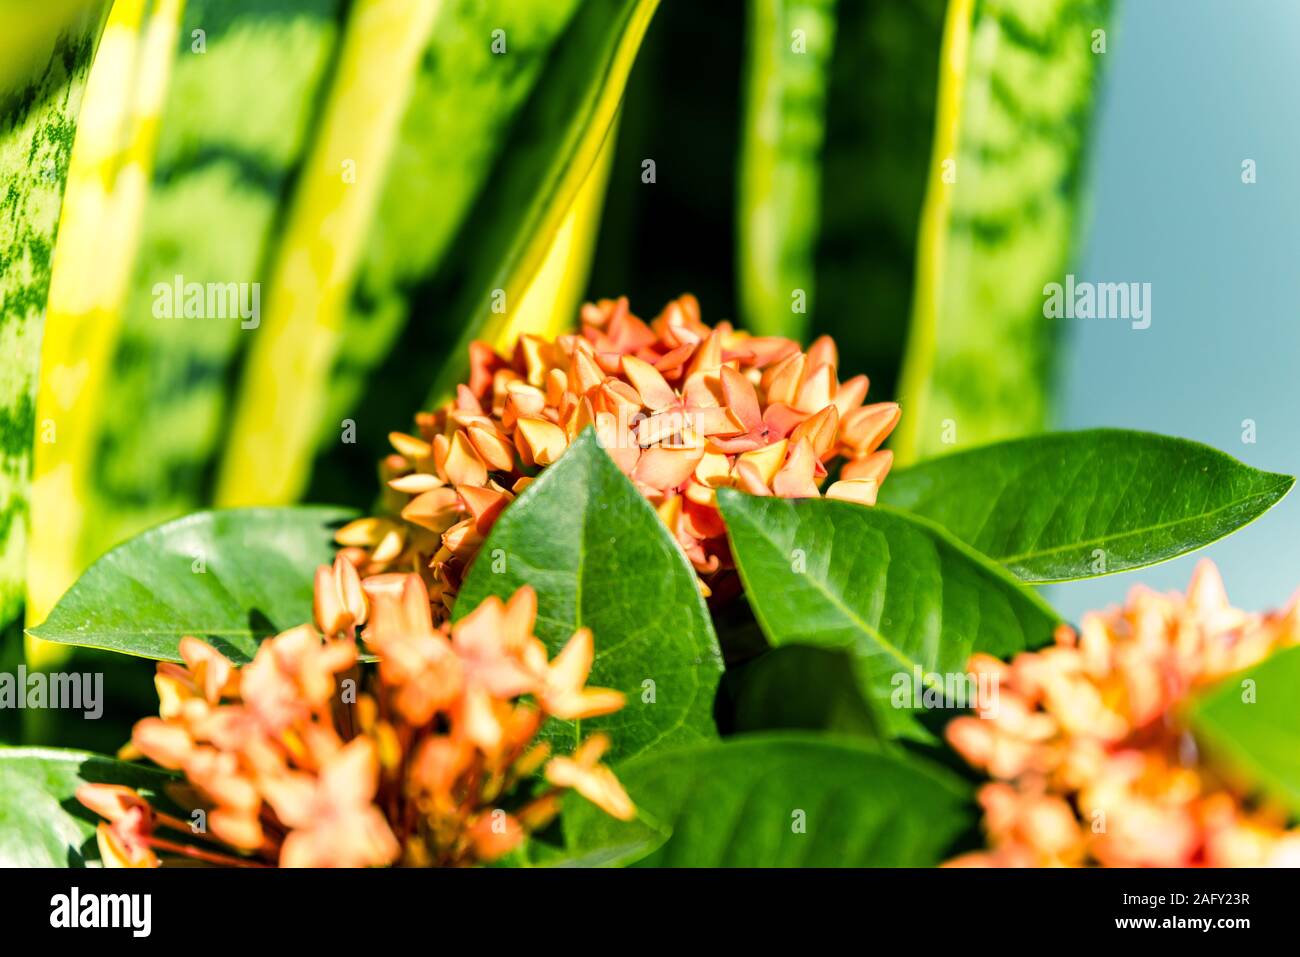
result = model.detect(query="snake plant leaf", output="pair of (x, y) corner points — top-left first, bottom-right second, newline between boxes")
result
(1187, 645), (1300, 818)
(29, 506), (354, 664)
(26, 0), (190, 659)
(218, 0), (657, 511)
(879, 430), (1295, 582)
(717, 489), (1058, 740)
(560, 732), (973, 866)
(736, 0), (838, 340)
(422, 0), (660, 406)
(809, 0), (946, 394)
(73, 0), (348, 583)
(0, 0), (111, 630)
(30, 0), (611, 642)
(893, 0), (1115, 464)
(215, 0), (534, 509)
(0, 746), (175, 867)
(455, 429), (724, 763)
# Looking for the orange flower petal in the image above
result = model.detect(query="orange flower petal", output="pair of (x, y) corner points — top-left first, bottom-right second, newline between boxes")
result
(515, 416), (568, 467)
(825, 477), (878, 506)
(840, 402), (901, 456)
(772, 438), (820, 499)
(632, 442), (705, 492)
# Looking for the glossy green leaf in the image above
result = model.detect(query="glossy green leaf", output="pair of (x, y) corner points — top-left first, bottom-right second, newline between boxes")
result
(879, 430), (1294, 582)
(717, 489), (1058, 739)
(0, 0), (110, 628)
(29, 506), (354, 664)
(1187, 645), (1300, 817)
(455, 429), (723, 762)
(0, 746), (174, 867)
(725, 645), (879, 738)
(562, 732), (973, 866)
(514, 817), (668, 869)
(893, 0), (1115, 463)
(737, 0), (837, 340)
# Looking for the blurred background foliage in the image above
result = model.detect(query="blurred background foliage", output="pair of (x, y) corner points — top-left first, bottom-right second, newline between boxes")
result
(0, 0), (1112, 746)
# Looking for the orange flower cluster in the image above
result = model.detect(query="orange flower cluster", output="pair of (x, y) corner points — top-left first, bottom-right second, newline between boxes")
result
(338, 294), (899, 618)
(945, 561), (1300, 867)
(78, 557), (634, 868)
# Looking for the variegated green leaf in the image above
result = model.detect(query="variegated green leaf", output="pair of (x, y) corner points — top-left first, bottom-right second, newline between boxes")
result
(28, 0), (189, 654)
(893, 0), (1115, 463)
(0, 0), (111, 629)
(87, 0), (347, 567)
(736, 0), (838, 340)
(216, 0), (654, 508)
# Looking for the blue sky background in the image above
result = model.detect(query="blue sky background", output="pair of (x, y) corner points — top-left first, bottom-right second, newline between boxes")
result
(1045, 0), (1300, 619)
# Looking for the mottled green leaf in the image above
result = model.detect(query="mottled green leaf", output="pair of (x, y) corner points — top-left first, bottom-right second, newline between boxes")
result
(455, 429), (723, 762)
(29, 506), (354, 663)
(86, 0), (347, 561)
(216, 0), (597, 509)
(0, 0), (110, 628)
(737, 0), (838, 340)
(219, 0), (658, 511)
(1188, 645), (1300, 817)
(893, 0), (1115, 462)
(810, 0), (946, 396)
(0, 746), (174, 867)
(28, 0), (195, 648)
(717, 489), (1058, 739)
(880, 430), (1294, 582)
(423, 0), (660, 405)
(562, 733), (973, 866)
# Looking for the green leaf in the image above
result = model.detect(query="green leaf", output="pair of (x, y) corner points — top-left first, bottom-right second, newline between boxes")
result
(0, 746), (174, 867)
(0, 0), (111, 629)
(27, 0), (193, 655)
(561, 732), (973, 866)
(214, 0), (596, 509)
(736, 0), (838, 340)
(1187, 645), (1300, 817)
(424, 0), (661, 405)
(217, 0), (659, 511)
(70, 0), (348, 573)
(513, 820), (668, 869)
(717, 489), (1058, 739)
(879, 430), (1295, 582)
(29, 506), (354, 664)
(809, 0), (946, 397)
(892, 0), (1115, 463)
(725, 646), (879, 738)
(455, 429), (723, 762)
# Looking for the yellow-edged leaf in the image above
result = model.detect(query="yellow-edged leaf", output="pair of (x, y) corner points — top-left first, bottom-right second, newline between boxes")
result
(27, 0), (186, 662)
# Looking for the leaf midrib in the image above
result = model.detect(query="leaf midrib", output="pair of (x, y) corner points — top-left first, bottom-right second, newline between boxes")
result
(735, 511), (937, 686)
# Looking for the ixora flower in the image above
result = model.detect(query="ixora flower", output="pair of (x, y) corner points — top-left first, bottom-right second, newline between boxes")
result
(77, 557), (634, 868)
(336, 294), (900, 618)
(946, 561), (1300, 868)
